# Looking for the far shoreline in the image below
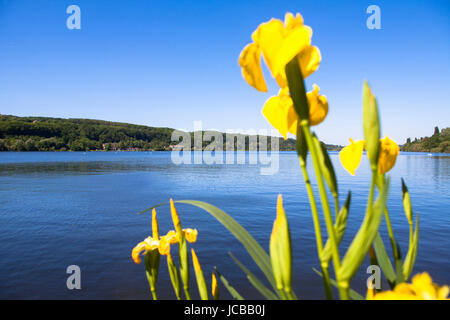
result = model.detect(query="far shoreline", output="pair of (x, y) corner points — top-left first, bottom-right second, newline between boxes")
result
(0, 150), (449, 154)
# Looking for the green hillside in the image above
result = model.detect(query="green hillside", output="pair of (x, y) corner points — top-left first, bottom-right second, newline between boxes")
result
(0, 114), (342, 152)
(401, 127), (450, 153)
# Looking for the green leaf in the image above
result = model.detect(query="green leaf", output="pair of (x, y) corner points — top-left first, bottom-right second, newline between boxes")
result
(167, 254), (182, 300)
(174, 200), (277, 294)
(285, 55), (309, 122)
(335, 192), (351, 237)
(137, 202), (166, 215)
(372, 233), (396, 287)
(312, 133), (338, 198)
(403, 214), (419, 281)
(192, 249), (209, 300)
(229, 252), (279, 300)
(339, 177), (390, 282)
(394, 242), (405, 284)
(369, 245), (378, 267)
(313, 268), (364, 300)
(320, 192), (351, 263)
(214, 267), (244, 300)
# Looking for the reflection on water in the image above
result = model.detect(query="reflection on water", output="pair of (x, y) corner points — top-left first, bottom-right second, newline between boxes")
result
(0, 160), (167, 175)
(0, 151), (449, 299)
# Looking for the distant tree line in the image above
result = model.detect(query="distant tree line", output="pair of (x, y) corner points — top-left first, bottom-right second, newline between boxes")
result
(0, 115), (343, 152)
(401, 126), (450, 153)
(0, 115), (174, 151)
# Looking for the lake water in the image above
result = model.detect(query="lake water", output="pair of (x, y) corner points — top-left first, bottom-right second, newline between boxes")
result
(0, 151), (449, 299)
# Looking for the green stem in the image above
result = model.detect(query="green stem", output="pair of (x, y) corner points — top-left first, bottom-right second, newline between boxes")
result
(301, 122), (348, 300)
(408, 221), (413, 250)
(320, 263), (333, 300)
(299, 158), (333, 299)
(384, 208), (399, 260)
(368, 172), (376, 209)
(184, 287), (191, 300)
(151, 289), (158, 300)
(368, 245), (380, 291)
(285, 289), (296, 300)
(299, 161), (324, 252)
(334, 196), (339, 221)
(278, 288), (287, 300)
(377, 175), (400, 263)
(337, 281), (350, 300)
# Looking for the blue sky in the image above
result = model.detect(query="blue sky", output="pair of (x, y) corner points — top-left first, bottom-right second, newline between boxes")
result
(0, 0), (449, 145)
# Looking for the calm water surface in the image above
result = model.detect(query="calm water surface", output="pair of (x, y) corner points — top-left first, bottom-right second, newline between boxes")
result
(0, 151), (449, 299)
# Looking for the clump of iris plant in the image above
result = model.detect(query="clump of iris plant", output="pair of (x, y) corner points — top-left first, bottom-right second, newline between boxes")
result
(132, 12), (448, 301)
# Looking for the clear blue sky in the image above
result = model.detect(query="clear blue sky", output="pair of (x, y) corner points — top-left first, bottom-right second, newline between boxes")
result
(0, 0), (449, 145)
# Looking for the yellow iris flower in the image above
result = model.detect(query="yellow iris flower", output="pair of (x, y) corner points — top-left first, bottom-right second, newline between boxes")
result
(239, 13), (326, 139)
(132, 228), (198, 263)
(339, 136), (399, 175)
(131, 207), (198, 264)
(183, 228), (199, 243)
(239, 12), (320, 91)
(378, 136), (401, 174)
(131, 236), (159, 264)
(338, 139), (366, 176)
(368, 272), (449, 300)
(262, 84), (329, 139)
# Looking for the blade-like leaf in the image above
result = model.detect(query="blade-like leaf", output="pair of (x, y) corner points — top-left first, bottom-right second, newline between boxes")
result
(335, 192), (351, 236)
(394, 241), (405, 284)
(178, 232), (191, 299)
(174, 200), (277, 293)
(191, 249), (209, 300)
(229, 252), (279, 300)
(214, 267), (244, 300)
(372, 233), (396, 287)
(320, 192), (351, 263)
(339, 177), (390, 282)
(137, 202), (166, 215)
(313, 268), (364, 300)
(403, 214), (419, 281)
(167, 254), (182, 300)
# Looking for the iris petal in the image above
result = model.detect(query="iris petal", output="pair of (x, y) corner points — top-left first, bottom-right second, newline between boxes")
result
(369, 272), (449, 300)
(252, 18), (285, 76)
(131, 242), (147, 264)
(339, 139), (366, 175)
(238, 42), (268, 92)
(262, 89), (293, 139)
(239, 13), (321, 92)
(284, 12), (304, 30)
(272, 25), (312, 78)
(184, 228), (198, 243)
(378, 136), (400, 174)
(287, 104), (299, 136)
(298, 45), (321, 78)
(307, 84), (328, 126)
